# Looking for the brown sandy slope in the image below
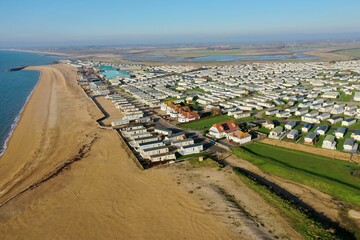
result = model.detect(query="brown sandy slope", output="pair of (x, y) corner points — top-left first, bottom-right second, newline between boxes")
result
(0, 65), (237, 239)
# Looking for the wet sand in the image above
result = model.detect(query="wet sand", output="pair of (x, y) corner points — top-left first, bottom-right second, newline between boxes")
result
(0, 64), (237, 239)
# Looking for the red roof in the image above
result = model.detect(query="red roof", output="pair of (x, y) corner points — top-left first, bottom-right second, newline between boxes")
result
(181, 111), (200, 119)
(212, 120), (239, 133)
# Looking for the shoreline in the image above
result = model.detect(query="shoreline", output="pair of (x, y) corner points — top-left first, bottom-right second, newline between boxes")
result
(0, 48), (68, 57)
(0, 70), (42, 158)
(0, 64), (238, 239)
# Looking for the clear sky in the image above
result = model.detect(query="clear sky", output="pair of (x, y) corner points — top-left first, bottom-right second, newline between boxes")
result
(0, 0), (359, 47)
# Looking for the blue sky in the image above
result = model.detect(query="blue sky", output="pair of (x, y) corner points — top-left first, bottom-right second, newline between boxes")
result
(0, 0), (359, 47)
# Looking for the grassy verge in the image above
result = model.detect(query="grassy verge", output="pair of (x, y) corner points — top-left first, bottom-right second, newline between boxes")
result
(232, 142), (360, 206)
(233, 168), (356, 240)
(188, 156), (221, 168)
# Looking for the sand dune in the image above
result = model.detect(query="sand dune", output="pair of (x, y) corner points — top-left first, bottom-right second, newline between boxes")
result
(0, 65), (237, 239)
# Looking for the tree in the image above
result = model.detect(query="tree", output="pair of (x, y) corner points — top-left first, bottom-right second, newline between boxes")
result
(211, 107), (222, 116)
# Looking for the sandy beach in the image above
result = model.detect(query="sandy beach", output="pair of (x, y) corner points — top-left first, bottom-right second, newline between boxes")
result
(0, 64), (237, 239)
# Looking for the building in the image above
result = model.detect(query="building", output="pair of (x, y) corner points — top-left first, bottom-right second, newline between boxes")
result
(351, 129), (360, 141)
(178, 111), (200, 122)
(295, 109), (308, 116)
(141, 146), (169, 159)
(171, 138), (194, 148)
(322, 135), (336, 150)
(234, 112), (251, 119)
(334, 127), (346, 139)
(132, 135), (160, 146)
(343, 138), (358, 153)
(111, 119), (130, 127)
(285, 120), (297, 130)
(276, 111), (291, 118)
(138, 140), (165, 150)
(327, 116), (344, 124)
(342, 118), (357, 127)
(315, 125), (328, 135)
(129, 132), (152, 140)
(178, 143), (204, 156)
(301, 115), (320, 124)
(164, 133), (186, 144)
(227, 130), (252, 144)
(262, 120), (275, 129)
(265, 109), (279, 116)
(148, 152), (176, 163)
(317, 113), (331, 121)
(287, 129), (299, 140)
(304, 132), (317, 144)
(354, 92), (360, 101)
(209, 120), (240, 139)
(269, 126), (284, 139)
(301, 123), (312, 133)
(154, 128), (173, 136)
(322, 91), (340, 99)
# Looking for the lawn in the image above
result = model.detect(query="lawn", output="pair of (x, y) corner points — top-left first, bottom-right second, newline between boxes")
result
(338, 91), (354, 102)
(185, 87), (210, 93)
(180, 115), (235, 130)
(180, 114), (256, 130)
(232, 142), (360, 206)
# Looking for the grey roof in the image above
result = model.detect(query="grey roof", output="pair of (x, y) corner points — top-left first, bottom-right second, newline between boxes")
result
(318, 125), (328, 131)
(172, 138), (194, 144)
(331, 116), (343, 120)
(286, 120), (297, 126)
(135, 135), (159, 141)
(336, 127), (346, 134)
(181, 143), (203, 149)
(139, 140), (164, 147)
(142, 146), (169, 152)
(344, 138), (355, 146)
(305, 132), (317, 140)
(344, 118), (356, 122)
(288, 129), (298, 135)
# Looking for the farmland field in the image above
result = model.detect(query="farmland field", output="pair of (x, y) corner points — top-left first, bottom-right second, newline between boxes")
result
(176, 50), (247, 56)
(336, 48), (360, 58)
(232, 142), (360, 206)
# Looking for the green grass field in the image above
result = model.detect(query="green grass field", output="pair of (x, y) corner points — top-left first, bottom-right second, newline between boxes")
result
(180, 115), (235, 130)
(234, 168), (355, 240)
(185, 87), (210, 93)
(232, 142), (360, 206)
(180, 115), (256, 130)
(337, 48), (360, 58)
(338, 91), (354, 102)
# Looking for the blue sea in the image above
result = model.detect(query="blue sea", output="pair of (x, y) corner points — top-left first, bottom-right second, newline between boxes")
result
(0, 50), (62, 156)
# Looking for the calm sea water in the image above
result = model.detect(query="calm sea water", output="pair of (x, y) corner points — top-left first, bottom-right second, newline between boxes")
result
(0, 50), (62, 156)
